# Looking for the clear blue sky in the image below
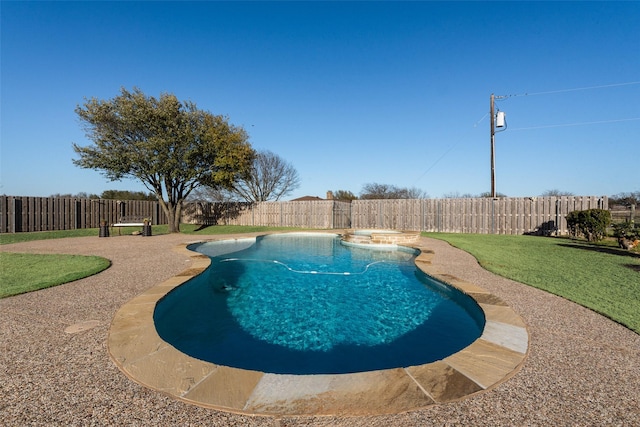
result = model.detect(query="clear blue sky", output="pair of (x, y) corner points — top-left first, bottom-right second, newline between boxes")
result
(2, 1), (639, 200)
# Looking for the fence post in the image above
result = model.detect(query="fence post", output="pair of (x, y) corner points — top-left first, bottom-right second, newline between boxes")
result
(555, 199), (560, 236)
(0, 196), (6, 233)
(492, 198), (497, 234)
(13, 197), (22, 232)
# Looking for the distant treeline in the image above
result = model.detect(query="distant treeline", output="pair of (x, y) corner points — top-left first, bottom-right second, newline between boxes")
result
(49, 190), (156, 201)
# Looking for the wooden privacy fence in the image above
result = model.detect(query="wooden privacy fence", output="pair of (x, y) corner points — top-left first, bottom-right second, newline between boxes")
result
(0, 196), (167, 233)
(610, 204), (637, 223)
(186, 196), (608, 235)
(1, 195), (609, 235)
(350, 196), (608, 235)
(184, 200), (352, 229)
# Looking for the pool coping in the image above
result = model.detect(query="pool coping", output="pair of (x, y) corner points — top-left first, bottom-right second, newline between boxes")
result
(107, 233), (529, 416)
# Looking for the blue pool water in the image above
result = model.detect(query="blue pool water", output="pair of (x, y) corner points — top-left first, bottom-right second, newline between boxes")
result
(154, 233), (485, 374)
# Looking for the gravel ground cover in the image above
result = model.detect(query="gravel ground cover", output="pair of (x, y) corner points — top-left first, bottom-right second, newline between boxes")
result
(1, 233), (638, 426)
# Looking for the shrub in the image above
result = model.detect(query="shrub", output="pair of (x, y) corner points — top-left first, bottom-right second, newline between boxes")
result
(612, 221), (640, 240)
(566, 210), (580, 238)
(565, 209), (611, 242)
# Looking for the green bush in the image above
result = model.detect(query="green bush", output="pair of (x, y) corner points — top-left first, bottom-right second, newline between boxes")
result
(566, 209), (611, 242)
(566, 210), (580, 238)
(612, 221), (640, 239)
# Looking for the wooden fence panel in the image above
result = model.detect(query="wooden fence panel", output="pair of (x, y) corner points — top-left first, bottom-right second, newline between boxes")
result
(362, 195), (577, 234)
(438, 200), (449, 232)
(610, 204), (637, 223)
(332, 201), (351, 229)
(191, 201), (338, 229)
(183, 201), (335, 229)
(348, 196), (608, 235)
(444, 199), (456, 233)
(0, 197), (167, 233)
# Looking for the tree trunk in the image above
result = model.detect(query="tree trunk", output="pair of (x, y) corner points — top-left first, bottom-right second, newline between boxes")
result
(168, 216), (180, 233)
(172, 202), (182, 233)
(158, 199), (181, 233)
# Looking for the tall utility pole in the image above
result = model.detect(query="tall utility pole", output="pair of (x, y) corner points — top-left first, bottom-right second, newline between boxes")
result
(490, 94), (506, 198)
(490, 94), (496, 198)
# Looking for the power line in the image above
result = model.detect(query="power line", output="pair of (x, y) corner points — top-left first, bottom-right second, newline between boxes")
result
(509, 117), (640, 131)
(414, 109), (492, 185)
(500, 81), (640, 99)
(413, 142), (461, 185)
(473, 112), (489, 127)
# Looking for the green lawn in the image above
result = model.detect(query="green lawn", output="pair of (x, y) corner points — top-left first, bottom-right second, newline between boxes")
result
(0, 252), (110, 298)
(0, 228), (101, 245)
(426, 233), (640, 334)
(0, 225), (305, 298)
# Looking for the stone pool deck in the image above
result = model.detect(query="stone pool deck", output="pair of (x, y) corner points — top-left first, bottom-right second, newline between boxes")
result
(1, 232), (638, 425)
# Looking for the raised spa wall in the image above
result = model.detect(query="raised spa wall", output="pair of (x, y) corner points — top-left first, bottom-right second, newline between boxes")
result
(341, 229), (421, 246)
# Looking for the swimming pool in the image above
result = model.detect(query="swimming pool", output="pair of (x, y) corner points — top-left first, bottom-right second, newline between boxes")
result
(154, 233), (485, 375)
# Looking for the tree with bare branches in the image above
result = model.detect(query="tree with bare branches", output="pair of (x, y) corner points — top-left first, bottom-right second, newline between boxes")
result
(360, 183), (427, 199)
(228, 150), (300, 202)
